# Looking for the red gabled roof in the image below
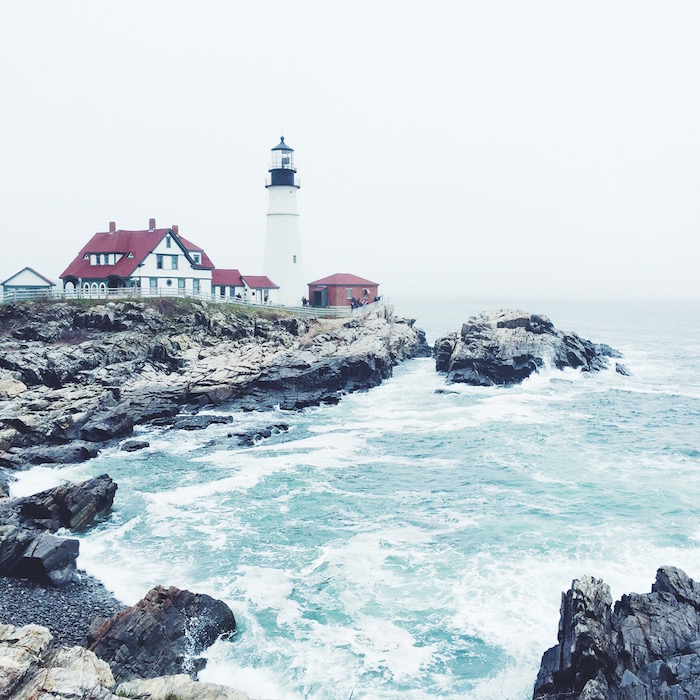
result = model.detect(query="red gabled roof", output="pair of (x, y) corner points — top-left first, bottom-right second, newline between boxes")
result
(212, 268), (243, 287)
(308, 273), (378, 287)
(61, 226), (213, 280)
(242, 275), (279, 290)
(178, 235), (215, 269)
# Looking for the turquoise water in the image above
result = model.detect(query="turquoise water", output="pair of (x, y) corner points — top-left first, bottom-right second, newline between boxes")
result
(13, 299), (700, 699)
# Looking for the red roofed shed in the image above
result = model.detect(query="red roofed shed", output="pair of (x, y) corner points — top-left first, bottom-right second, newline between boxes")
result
(307, 273), (379, 308)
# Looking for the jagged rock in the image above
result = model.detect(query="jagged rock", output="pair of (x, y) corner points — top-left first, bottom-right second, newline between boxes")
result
(16, 474), (117, 531)
(86, 585), (236, 683)
(120, 439), (150, 452)
(0, 476), (116, 585)
(435, 309), (619, 386)
(534, 566), (700, 700)
(616, 363), (631, 376)
(116, 674), (251, 700)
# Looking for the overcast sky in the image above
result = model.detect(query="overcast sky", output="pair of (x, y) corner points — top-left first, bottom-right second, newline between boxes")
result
(1, 1), (698, 300)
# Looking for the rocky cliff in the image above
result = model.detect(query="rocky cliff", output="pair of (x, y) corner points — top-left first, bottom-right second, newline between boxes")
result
(534, 566), (700, 699)
(0, 299), (429, 472)
(434, 309), (624, 385)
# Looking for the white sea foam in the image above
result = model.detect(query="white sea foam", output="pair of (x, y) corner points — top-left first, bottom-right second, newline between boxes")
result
(9, 463), (95, 498)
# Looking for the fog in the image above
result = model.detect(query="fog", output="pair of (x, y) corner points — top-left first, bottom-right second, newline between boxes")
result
(1, 1), (698, 299)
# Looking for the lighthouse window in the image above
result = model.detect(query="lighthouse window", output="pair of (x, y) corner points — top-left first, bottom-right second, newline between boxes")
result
(293, 255), (297, 263)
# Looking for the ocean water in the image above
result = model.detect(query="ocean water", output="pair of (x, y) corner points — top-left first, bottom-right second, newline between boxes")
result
(12, 298), (700, 699)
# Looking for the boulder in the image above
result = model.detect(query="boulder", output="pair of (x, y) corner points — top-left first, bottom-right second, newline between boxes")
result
(435, 310), (619, 386)
(79, 410), (134, 442)
(0, 475), (116, 585)
(86, 585), (237, 682)
(534, 566), (700, 699)
(16, 474), (117, 531)
(171, 414), (234, 431)
(6, 441), (99, 466)
(120, 439), (150, 452)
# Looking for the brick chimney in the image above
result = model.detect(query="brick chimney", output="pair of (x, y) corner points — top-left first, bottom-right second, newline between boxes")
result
(149, 218), (156, 232)
(172, 225), (179, 236)
(108, 221), (116, 234)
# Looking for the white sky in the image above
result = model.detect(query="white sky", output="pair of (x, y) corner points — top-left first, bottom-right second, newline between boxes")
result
(1, 1), (698, 299)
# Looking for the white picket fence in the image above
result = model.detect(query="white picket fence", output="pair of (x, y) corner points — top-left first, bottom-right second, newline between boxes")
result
(0, 286), (385, 319)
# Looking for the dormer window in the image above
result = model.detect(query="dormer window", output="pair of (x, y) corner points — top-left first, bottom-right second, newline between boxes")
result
(193, 254), (200, 264)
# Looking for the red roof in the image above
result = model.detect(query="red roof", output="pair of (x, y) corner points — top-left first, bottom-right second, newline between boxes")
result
(61, 226), (214, 281)
(242, 275), (279, 290)
(212, 269), (243, 287)
(308, 273), (378, 287)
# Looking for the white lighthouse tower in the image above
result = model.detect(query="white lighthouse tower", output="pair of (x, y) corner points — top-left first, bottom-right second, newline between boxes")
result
(263, 136), (305, 306)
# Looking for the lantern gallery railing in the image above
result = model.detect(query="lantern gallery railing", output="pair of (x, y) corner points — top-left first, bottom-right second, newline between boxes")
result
(0, 286), (385, 319)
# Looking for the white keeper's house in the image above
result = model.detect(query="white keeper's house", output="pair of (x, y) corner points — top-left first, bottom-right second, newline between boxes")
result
(2, 267), (56, 300)
(60, 218), (278, 302)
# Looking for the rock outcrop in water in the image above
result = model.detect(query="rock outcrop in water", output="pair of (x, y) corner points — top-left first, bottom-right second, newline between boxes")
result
(0, 475), (116, 585)
(534, 566), (700, 700)
(434, 309), (621, 385)
(0, 299), (429, 473)
(86, 585), (236, 682)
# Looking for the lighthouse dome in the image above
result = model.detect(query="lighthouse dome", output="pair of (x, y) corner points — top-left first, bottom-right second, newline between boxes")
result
(271, 136), (294, 152)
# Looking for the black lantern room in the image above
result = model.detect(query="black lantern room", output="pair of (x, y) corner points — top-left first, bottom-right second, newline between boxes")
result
(266, 136), (300, 188)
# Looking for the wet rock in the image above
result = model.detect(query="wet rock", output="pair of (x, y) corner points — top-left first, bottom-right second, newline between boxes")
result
(5, 441), (99, 466)
(120, 439), (150, 452)
(436, 310), (619, 386)
(86, 585), (236, 683)
(79, 409), (134, 442)
(233, 423), (289, 446)
(616, 362), (631, 376)
(0, 475), (116, 585)
(534, 566), (700, 700)
(171, 414), (234, 431)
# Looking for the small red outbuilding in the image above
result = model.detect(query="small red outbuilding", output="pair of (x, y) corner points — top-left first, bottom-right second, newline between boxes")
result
(307, 273), (379, 308)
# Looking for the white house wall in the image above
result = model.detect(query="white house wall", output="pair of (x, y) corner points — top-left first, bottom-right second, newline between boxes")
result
(4, 268), (53, 288)
(133, 237), (212, 294)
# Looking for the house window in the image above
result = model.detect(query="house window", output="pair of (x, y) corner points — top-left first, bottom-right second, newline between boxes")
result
(166, 236), (171, 249)
(193, 254), (200, 264)
(193, 279), (200, 294)
(229, 286), (236, 297)
(346, 288), (353, 300)
(171, 255), (178, 270)
(157, 255), (164, 269)
(219, 286), (225, 297)
(178, 278), (186, 291)
(166, 279), (173, 287)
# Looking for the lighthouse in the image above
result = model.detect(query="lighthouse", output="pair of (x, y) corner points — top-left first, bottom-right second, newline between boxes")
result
(263, 136), (305, 306)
